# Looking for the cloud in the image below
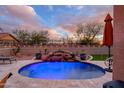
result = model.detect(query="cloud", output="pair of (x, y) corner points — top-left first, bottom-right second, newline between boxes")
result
(0, 5), (46, 32)
(54, 27), (70, 37)
(60, 24), (78, 33)
(76, 6), (84, 10)
(67, 5), (84, 10)
(48, 26), (73, 40)
(48, 29), (62, 40)
(57, 5), (113, 33)
(0, 5), (113, 40)
(47, 6), (54, 11)
(5, 6), (39, 25)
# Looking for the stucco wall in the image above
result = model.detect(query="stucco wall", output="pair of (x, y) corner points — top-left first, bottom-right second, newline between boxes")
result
(0, 46), (110, 56)
(113, 5), (124, 81)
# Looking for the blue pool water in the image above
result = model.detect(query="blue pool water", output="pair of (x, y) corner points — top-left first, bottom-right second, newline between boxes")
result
(19, 62), (105, 80)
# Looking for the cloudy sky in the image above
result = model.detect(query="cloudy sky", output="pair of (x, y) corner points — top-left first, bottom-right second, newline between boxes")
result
(0, 5), (113, 40)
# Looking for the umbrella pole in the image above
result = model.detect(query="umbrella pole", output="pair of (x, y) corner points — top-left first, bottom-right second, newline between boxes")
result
(108, 46), (111, 69)
(108, 46), (111, 58)
(108, 46), (112, 72)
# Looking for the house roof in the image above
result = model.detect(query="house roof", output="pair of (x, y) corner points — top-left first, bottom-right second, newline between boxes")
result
(0, 33), (20, 42)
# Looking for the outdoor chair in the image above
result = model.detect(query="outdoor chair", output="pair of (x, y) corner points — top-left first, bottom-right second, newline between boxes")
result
(79, 54), (93, 62)
(35, 53), (42, 60)
(0, 55), (16, 64)
(86, 55), (93, 61)
(0, 73), (13, 88)
(103, 80), (124, 88)
(104, 56), (113, 68)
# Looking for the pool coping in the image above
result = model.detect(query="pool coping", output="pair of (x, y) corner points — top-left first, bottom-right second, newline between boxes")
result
(4, 60), (112, 88)
(18, 61), (106, 80)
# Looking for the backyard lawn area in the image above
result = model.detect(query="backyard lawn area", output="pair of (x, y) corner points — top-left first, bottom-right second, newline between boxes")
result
(92, 54), (110, 61)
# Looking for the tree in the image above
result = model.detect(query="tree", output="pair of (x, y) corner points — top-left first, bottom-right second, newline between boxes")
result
(29, 31), (49, 45)
(75, 22), (103, 45)
(13, 29), (49, 45)
(13, 29), (30, 45)
(74, 24), (85, 44)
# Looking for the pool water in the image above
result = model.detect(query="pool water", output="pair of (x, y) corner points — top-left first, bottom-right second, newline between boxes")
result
(19, 62), (105, 80)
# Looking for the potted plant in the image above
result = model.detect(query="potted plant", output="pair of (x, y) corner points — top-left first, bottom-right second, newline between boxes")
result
(12, 45), (21, 56)
(70, 53), (75, 58)
(35, 52), (42, 60)
(80, 50), (87, 60)
(44, 48), (48, 55)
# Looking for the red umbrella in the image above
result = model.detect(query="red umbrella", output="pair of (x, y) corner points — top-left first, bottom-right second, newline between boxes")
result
(103, 13), (113, 72)
(103, 13), (113, 46)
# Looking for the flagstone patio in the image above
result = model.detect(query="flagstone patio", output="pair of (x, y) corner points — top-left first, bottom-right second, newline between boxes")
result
(0, 60), (112, 88)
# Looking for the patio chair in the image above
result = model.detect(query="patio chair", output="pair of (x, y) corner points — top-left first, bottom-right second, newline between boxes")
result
(79, 54), (93, 62)
(103, 80), (124, 88)
(0, 73), (13, 88)
(104, 56), (113, 68)
(34, 53), (42, 60)
(0, 55), (17, 64)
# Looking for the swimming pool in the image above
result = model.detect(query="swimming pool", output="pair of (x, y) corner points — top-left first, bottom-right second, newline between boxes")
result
(19, 62), (105, 80)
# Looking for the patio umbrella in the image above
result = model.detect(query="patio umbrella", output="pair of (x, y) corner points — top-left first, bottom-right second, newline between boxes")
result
(103, 13), (113, 72)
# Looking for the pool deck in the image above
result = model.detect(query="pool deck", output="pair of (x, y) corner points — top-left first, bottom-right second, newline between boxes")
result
(0, 60), (112, 88)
